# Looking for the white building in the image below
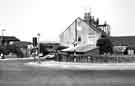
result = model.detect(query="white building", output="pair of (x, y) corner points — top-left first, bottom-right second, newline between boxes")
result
(59, 12), (110, 52)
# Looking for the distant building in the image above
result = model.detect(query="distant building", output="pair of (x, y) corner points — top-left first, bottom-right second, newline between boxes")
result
(110, 36), (135, 55)
(59, 12), (110, 52)
(0, 36), (20, 46)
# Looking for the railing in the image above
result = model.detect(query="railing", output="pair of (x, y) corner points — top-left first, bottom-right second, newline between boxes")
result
(55, 53), (135, 63)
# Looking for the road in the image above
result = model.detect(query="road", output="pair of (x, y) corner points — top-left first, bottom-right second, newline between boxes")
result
(0, 60), (135, 86)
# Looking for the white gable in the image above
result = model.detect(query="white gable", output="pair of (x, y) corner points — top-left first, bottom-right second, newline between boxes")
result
(60, 17), (101, 49)
(76, 18), (96, 33)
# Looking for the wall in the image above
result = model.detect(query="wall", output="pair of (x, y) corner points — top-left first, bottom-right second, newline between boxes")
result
(60, 18), (101, 49)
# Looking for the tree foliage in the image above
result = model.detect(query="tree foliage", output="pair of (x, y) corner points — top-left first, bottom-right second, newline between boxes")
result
(96, 35), (113, 55)
(0, 44), (24, 58)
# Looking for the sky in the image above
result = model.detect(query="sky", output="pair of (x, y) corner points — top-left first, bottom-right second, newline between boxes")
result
(0, 0), (134, 42)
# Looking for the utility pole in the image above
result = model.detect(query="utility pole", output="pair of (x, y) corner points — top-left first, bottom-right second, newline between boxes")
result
(74, 19), (78, 62)
(37, 33), (41, 63)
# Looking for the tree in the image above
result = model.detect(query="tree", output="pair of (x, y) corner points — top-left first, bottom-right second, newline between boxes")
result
(96, 34), (113, 55)
(6, 44), (24, 58)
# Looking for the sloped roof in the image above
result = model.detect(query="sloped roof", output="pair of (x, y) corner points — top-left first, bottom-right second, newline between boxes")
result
(110, 36), (135, 47)
(62, 17), (103, 34)
(78, 17), (104, 33)
(75, 44), (96, 52)
(0, 36), (20, 41)
(13, 41), (32, 48)
(62, 44), (96, 52)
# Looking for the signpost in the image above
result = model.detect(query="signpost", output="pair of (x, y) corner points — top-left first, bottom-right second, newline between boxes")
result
(32, 37), (37, 62)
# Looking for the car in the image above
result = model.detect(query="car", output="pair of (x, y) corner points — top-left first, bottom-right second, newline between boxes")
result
(44, 53), (56, 59)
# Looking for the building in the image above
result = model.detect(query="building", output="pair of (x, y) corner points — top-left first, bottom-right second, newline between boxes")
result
(0, 36), (20, 46)
(59, 12), (110, 52)
(110, 36), (135, 55)
(59, 11), (135, 55)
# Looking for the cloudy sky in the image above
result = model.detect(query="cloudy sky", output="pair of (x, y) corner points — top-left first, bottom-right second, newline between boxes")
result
(0, 0), (134, 42)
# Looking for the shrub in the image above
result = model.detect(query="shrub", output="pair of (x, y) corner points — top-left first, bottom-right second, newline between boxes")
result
(96, 35), (113, 55)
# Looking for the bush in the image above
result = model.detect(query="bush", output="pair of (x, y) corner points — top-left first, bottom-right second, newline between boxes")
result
(96, 35), (113, 55)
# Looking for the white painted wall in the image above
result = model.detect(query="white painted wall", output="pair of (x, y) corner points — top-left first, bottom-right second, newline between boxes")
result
(60, 18), (101, 49)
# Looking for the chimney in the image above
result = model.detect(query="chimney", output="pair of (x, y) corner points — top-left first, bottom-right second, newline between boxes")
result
(103, 21), (111, 36)
(84, 12), (88, 21)
(87, 12), (91, 19)
(91, 16), (94, 24)
(95, 18), (99, 27)
(104, 21), (107, 26)
(87, 12), (91, 25)
(106, 24), (111, 36)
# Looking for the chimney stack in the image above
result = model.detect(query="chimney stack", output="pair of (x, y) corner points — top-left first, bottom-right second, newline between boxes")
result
(96, 18), (99, 26)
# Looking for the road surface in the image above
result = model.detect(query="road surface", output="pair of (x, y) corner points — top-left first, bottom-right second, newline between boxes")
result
(0, 60), (135, 86)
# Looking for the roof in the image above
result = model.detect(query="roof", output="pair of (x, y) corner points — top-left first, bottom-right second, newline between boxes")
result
(0, 36), (20, 41)
(110, 36), (135, 47)
(78, 17), (104, 33)
(62, 44), (96, 52)
(62, 17), (103, 34)
(13, 41), (32, 48)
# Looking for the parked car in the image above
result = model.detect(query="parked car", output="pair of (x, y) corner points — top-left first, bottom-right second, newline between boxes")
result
(44, 53), (56, 59)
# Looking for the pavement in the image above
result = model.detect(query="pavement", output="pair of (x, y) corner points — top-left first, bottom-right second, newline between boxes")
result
(26, 61), (135, 70)
(0, 56), (46, 62)
(2, 57), (135, 70)
(2, 60), (135, 86)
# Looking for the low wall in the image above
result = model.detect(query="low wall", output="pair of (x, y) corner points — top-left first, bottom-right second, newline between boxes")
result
(55, 54), (135, 63)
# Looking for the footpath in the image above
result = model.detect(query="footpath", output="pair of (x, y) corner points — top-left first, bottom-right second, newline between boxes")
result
(26, 61), (135, 70)
(0, 57), (46, 62)
(1, 57), (135, 70)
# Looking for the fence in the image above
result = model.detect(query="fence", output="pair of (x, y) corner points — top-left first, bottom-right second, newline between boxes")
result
(55, 53), (135, 63)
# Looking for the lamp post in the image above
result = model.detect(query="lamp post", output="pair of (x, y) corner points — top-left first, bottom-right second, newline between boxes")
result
(1, 29), (6, 59)
(37, 33), (41, 63)
(1, 29), (6, 45)
(1, 29), (6, 36)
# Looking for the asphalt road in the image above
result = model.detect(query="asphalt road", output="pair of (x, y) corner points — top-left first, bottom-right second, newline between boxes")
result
(1, 61), (135, 86)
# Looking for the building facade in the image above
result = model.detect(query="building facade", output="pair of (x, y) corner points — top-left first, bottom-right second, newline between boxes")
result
(0, 36), (20, 46)
(59, 12), (110, 52)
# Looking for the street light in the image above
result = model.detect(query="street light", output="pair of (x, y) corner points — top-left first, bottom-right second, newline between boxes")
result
(1, 29), (6, 36)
